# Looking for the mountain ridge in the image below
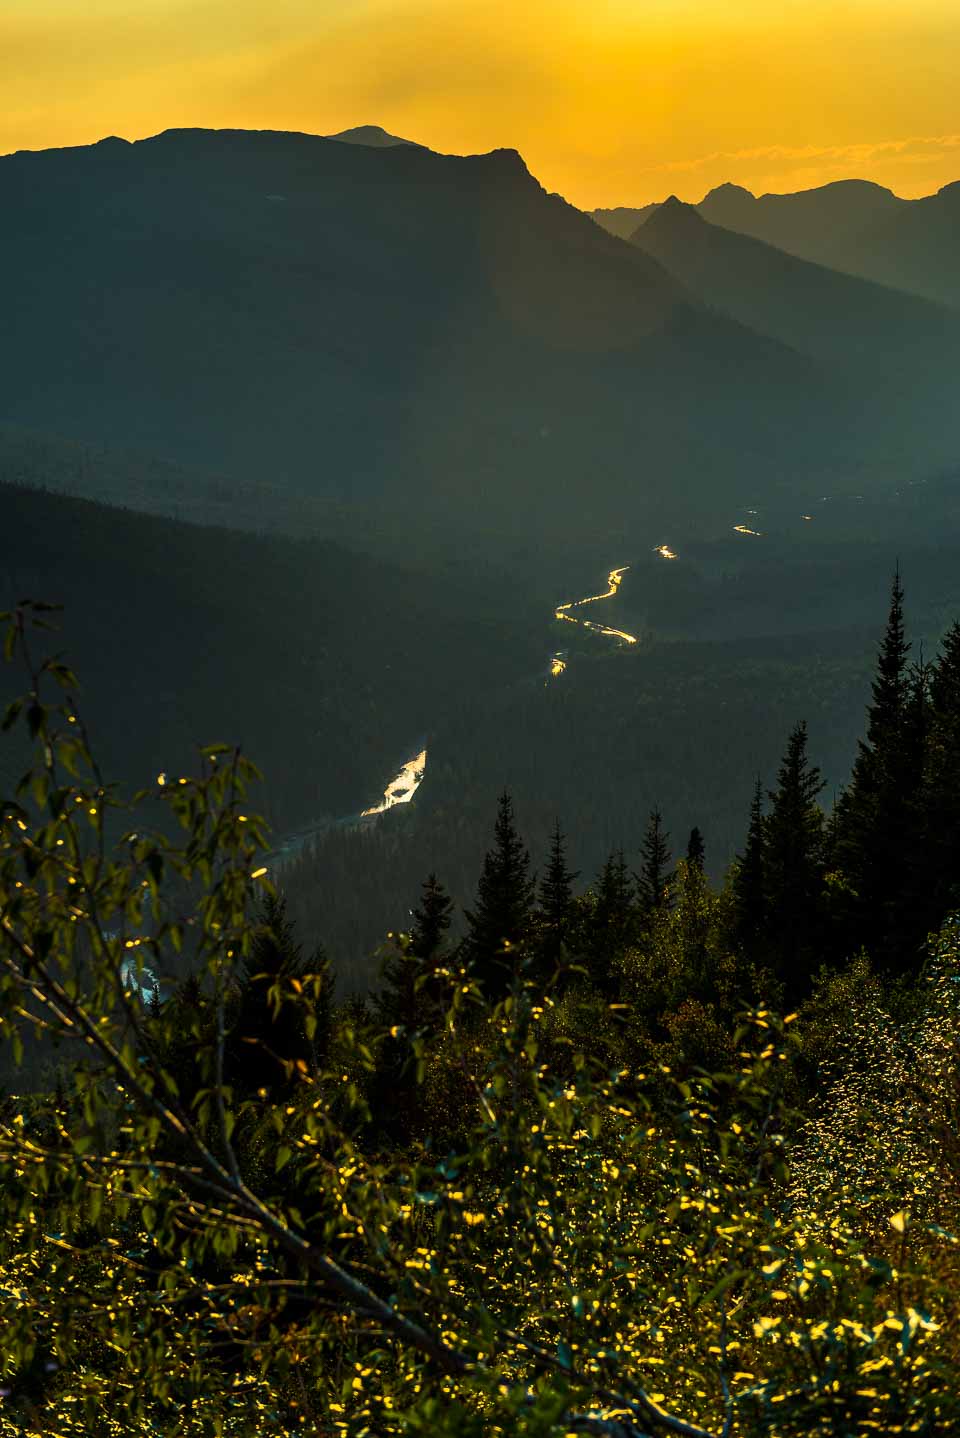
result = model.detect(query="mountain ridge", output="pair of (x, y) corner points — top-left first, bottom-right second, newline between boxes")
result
(596, 173), (959, 307)
(0, 126), (853, 545)
(629, 195), (960, 469)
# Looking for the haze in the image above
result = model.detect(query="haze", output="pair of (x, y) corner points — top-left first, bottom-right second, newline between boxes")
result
(3, 0), (959, 206)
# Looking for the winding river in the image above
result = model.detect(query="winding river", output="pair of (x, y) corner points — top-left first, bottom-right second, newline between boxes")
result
(273, 521), (782, 860)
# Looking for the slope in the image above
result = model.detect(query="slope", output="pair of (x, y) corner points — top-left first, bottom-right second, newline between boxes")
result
(0, 128), (857, 546)
(696, 179), (960, 308)
(629, 197), (960, 464)
(325, 125), (422, 148)
(0, 483), (543, 833)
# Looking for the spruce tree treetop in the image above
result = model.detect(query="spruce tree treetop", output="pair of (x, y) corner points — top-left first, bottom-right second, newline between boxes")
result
(376, 874), (453, 1039)
(686, 826), (706, 872)
(536, 820), (579, 973)
(539, 820), (578, 928)
(931, 621), (960, 718)
(764, 721), (826, 998)
(410, 872), (454, 962)
(865, 566), (909, 752)
(733, 776), (767, 954)
(637, 807), (672, 912)
(463, 791), (534, 997)
(833, 572), (930, 970)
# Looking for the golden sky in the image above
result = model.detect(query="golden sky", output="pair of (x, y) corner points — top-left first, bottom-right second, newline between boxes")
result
(3, 0), (959, 207)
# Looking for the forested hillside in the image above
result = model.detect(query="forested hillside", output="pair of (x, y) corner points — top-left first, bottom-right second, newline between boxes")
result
(2, 592), (960, 1435)
(0, 484), (543, 830)
(278, 549), (960, 980)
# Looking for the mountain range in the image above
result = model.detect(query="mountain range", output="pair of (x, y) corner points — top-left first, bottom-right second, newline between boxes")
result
(595, 178), (960, 309)
(0, 127), (902, 551)
(628, 196), (960, 462)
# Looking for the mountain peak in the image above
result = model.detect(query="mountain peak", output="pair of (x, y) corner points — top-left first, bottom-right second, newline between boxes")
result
(325, 124), (420, 149)
(702, 182), (755, 202)
(636, 194), (707, 242)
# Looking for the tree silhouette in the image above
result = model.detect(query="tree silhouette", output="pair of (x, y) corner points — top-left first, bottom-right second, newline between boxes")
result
(733, 778), (767, 958)
(637, 807), (672, 914)
(925, 622), (960, 923)
(463, 791), (534, 998)
(833, 570), (927, 969)
(587, 849), (634, 993)
(537, 820), (579, 972)
(686, 826), (706, 871)
(764, 722), (825, 999)
(410, 872), (454, 962)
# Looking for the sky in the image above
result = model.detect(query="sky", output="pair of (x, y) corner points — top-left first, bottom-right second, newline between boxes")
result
(3, 0), (959, 208)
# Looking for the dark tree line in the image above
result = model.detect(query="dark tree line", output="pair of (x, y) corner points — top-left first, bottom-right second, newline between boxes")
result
(369, 573), (960, 1038)
(732, 572), (960, 995)
(146, 572), (960, 1155)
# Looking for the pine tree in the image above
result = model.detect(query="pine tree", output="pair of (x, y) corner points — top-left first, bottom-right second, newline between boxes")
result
(410, 873), (454, 962)
(732, 778), (767, 957)
(866, 565), (909, 754)
(686, 827), (705, 872)
(463, 792), (535, 998)
(833, 571), (927, 969)
(924, 622), (960, 923)
(377, 873), (454, 1036)
(372, 874), (455, 1144)
(637, 808), (672, 913)
(587, 849), (634, 995)
(764, 722), (825, 999)
(537, 821), (578, 971)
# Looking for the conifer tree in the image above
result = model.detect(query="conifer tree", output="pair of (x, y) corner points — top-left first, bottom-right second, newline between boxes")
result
(410, 872), (454, 962)
(686, 827), (705, 872)
(733, 778), (767, 957)
(228, 893), (332, 1097)
(924, 622), (960, 922)
(586, 849), (634, 993)
(764, 722), (825, 998)
(537, 821), (578, 970)
(372, 874), (454, 1143)
(377, 873), (454, 1036)
(637, 807), (672, 913)
(463, 791), (535, 997)
(833, 571), (927, 968)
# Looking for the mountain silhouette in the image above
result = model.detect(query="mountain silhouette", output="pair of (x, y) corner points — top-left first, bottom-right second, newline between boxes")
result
(695, 179), (959, 308)
(697, 179), (902, 262)
(326, 124), (422, 149)
(633, 194), (959, 366)
(590, 203), (660, 239)
(0, 127), (874, 541)
(630, 196), (960, 466)
(598, 174), (959, 312)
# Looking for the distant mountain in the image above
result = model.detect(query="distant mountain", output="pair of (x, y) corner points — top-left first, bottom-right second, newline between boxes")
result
(325, 124), (422, 149)
(629, 197), (960, 467)
(634, 195), (956, 355)
(695, 179), (960, 309)
(590, 204), (660, 240)
(697, 179), (903, 265)
(851, 182), (960, 308)
(0, 127), (869, 547)
(596, 175), (960, 311)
